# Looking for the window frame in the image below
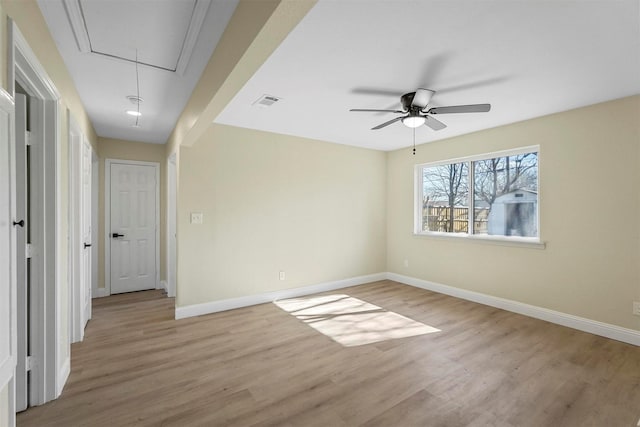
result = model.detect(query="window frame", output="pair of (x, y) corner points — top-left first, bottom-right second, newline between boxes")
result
(414, 145), (544, 249)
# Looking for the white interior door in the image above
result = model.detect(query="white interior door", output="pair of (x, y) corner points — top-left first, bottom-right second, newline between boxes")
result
(81, 140), (92, 324)
(14, 94), (27, 412)
(68, 114), (84, 343)
(69, 117), (92, 339)
(110, 162), (157, 294)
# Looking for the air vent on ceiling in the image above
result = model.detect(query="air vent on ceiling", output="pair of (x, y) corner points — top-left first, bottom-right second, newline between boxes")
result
(253, 94), (281, 108)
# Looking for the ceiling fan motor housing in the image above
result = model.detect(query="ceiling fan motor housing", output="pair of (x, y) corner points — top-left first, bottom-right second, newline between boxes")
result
(401, 92), (417, 111)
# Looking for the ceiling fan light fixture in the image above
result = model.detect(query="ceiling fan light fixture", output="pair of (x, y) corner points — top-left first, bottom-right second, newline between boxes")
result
(402, 115), (426, 128)
(126, 110), (142, 117)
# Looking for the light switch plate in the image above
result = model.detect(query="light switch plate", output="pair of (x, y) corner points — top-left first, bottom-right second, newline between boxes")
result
(190, 212), (203, 224)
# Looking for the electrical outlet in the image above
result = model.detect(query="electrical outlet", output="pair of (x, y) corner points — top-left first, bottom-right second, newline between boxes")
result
(403, 259), (409, 268)
(633, 301), (640, 316)
(279, 271), (285, 281)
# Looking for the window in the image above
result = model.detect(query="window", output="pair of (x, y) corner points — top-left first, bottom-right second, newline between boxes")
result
(416, 147), (539, 240)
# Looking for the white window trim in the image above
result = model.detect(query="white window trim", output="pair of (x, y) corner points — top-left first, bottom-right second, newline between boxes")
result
(413, 231), (546, 249)
(414, 145), (544, 249)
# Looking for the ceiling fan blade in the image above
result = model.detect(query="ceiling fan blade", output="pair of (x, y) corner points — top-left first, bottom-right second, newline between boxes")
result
(424, 115), (447, 131)
(350, 109), (404, 113)
(427, 104), (491, 114)
(411, 88), (435, 109)
(419, 53), (450, 89)
(372, 116), (404, 130)
(438, 77), (508, 95)
(351, 87), (402, 97)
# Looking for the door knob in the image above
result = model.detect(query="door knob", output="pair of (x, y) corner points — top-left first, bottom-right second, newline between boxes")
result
(13, 219), (24, 227)
(84, 243), (92, 248)
(112, 233), (125, 238)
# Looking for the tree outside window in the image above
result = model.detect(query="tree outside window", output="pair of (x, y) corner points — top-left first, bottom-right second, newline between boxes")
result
(422, 163), (468, 233)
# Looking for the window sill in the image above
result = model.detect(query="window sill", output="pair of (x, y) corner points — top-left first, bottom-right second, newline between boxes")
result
(413, 232), (546, 249)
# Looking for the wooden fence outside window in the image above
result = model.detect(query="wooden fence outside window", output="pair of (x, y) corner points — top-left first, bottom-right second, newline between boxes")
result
(422, 206), (490, 233)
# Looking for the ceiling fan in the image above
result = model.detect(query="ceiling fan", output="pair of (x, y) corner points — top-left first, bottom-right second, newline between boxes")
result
(350, 88), (490, 131)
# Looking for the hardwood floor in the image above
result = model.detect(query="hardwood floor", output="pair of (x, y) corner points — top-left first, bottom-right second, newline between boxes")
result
(17, 280), (640, 426)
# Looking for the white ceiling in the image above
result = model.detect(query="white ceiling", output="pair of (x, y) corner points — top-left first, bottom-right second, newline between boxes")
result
(215, 0), (640, 151)
(38, 0), (238, 144)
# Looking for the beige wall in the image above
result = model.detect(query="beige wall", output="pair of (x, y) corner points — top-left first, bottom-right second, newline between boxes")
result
(177, 124), (387, 307)
(387, 95), (640, 330)
(97, 138), (167, 290)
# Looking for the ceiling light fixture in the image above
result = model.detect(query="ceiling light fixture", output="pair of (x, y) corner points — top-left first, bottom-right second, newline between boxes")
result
(129, 49), (142, 127)
(126, 95), (144, 105)
(402, 115), (426, 128)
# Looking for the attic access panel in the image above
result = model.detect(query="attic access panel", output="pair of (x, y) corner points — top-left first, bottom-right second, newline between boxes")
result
(79, 0), (197, 71)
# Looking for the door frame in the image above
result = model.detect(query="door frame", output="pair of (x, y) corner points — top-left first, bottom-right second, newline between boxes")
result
(0, 86), (17, 427)
(91, 151), (99, 300)
(8, 19), (66, 405)
(104, 159), (160, 296)
(166, 152), (177, 298)
(13, 92), (27, 414)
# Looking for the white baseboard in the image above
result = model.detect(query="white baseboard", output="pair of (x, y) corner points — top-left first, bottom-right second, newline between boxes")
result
(160, 280), (168, 293)
(387, 272), (640, 347)
(56, 356), (70, 397)
(175, 272), (387, 320)
(94, 287), (109, 298)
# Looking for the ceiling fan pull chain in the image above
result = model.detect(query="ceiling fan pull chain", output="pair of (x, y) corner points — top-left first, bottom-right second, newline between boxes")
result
(413, 127), (416, 155)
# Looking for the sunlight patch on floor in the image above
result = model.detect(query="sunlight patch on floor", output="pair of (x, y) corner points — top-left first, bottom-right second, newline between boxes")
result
(274, 294), (440, 347)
